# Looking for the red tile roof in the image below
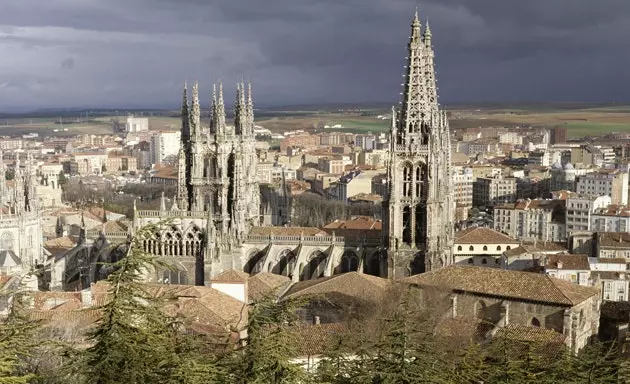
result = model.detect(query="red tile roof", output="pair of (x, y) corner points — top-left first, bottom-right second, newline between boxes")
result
(455, 227), (518, 244)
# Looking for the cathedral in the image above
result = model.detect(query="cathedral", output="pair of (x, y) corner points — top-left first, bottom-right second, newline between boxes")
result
(0, 152), (44, 273)
(130, 10), (455, 285)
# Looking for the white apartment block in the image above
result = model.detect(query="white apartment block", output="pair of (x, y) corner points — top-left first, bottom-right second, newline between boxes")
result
(452, 166), (473, 208)
(126, 117), (149, 133)
(494, 199), (567, 242)
(591, 205), (630, 233)
(498, 132), (523, 145)
(576, 170), (628, 205)
(150, 131), (181, 165)
(566, 194), (612, 232)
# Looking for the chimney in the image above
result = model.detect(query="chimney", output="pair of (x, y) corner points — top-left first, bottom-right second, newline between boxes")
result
(313, 316), (321, 325)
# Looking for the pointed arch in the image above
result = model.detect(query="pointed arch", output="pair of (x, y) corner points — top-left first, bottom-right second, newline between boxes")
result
(300, 250), (328, 281)
(338, 250), (359, 274)
(272, 249), (297, 277)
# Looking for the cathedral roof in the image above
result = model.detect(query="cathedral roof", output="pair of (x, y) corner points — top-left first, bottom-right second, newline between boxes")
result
(248, 273), (291, 302)
(212, 269), (250, 283)
(281, 272), (390, 303)
(455, 227), (518, 244)
(323, 216), (382, 230)
(404, 265), (598, 306)
(44, 236), (77, 249)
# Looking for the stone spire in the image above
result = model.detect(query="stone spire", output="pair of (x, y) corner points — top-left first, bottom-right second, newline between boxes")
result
(181, 83), (190, 144)
(423, 20), (438, 109)
(398, 9), (437, 138)
(210, 82), (226, 136)
(78, 211), (86, 244)
(55, 216), (64, 238)
(190, 81), (201, 141)
(246, 82), (254, 137)
(234, 82), (246, 135)
(176, 148), (188, 210)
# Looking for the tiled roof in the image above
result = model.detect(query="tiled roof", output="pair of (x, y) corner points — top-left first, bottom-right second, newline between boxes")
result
(591, 271), (628, 281)
(504, 246), (527, 257)
(249, 226), (328, 237)
(404, 265), (598, 306)
(323, 216), (382, 230)
(282, 272), (390, 302)
(44, 236), (77, 249)
(598, 232), (630, 248)
(455, 227), (518, 244)
(248, 273), (291, 302)
(494, 324), (566, 345)
(291, 323), (347, 356)
(545, 254), (590, 271)
(434, 316), (492, 343)
(33, 292), (83, 310)
(521, 242), (568, 253)
(594, 258), (627, 264)
(212, 269), (249, 283)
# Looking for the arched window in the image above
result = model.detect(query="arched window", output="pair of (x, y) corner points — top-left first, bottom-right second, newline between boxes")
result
(531, 317), (541, 327)
(457, 246), (462, 251)
(482, 258), (487, 265)
(506, 246), (511, 251)
(483, 245), (488, 251)
(468, 258), (473, 264)
(496, 246), (502, 251)
(402, 163), (412, 197)
(469, 246), (474, 252)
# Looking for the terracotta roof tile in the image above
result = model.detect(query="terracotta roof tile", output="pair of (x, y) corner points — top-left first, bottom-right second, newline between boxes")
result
(455, 228), (518, 244)
(248, 273), (291, 302)
(494, 323), (566, 345)
(282, 272), (390, 303)
(290, 323), (348, 356)
(545, 254), (590, 270)
(323, 216), (382, 230)
(598, 232), (630, 248)
(212, 269), (249, 283)
(404, 265), (598, 306)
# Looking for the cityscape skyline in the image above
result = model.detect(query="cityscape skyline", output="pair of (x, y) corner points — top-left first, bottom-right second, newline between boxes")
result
(1, 0), (629, 111)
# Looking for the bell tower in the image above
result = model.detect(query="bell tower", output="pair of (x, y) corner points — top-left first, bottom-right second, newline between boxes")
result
(383, 11), (455, 278)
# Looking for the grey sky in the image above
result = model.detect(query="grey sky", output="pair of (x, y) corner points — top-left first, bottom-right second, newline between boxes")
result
(0, 0), (628, 111)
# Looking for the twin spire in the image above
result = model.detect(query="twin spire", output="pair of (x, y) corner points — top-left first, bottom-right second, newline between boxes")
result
(180, 81), (254, 141)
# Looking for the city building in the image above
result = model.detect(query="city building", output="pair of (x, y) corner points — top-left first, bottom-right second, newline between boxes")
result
(473, 176), (517, 207)
(452, 166), (473, 221)
(125, 117), (149, 133)
(543, 254), (591, 286)
(452, 227), (519, 267)
(494, 199), (566, 242)
(149, 131), (181, 165)
(576, 170), (628, 205)
(551, 126), (568, 145)
(566, 194), (612, 233)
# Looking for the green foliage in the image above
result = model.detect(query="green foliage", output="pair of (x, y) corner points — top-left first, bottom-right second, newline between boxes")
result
(0, 292), (39, 383)
(65, 221), (221, 384)
(221, 297), (306, 384)
(57, 171), (67, 186)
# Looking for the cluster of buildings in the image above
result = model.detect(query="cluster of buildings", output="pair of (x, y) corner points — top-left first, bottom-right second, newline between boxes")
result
(2, 11), (630, 358)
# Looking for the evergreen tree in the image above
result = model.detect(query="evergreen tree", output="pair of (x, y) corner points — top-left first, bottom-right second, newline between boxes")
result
(0, 290), (39, 383)
(572, 342), (620, 383)
(221, 297), (306, 384)
(66, 222), (212, 384)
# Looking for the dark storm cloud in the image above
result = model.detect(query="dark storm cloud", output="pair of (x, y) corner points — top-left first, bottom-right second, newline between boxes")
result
(0, 0), (628, 110)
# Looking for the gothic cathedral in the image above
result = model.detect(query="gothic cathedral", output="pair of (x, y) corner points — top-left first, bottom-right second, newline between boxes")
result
(128, 10), (454, 285)
(383, 12), (455, 278)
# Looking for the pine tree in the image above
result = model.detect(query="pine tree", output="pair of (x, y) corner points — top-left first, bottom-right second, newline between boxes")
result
(67, 222), (192, 384)
(0, 290), (39, 383)
(572, 341), (620, 383)
(221, 297), (307, 384)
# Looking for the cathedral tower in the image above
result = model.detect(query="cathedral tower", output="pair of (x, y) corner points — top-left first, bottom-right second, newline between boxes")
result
(383, 11), (455, 278)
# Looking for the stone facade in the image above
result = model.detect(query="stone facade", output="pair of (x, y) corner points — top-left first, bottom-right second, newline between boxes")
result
(382, 13), (455, 277)
(0, 152), (44, 271)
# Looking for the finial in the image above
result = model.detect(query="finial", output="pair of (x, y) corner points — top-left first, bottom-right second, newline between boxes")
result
(424, 20), (432, 38)
(218, 81), (224, 105)
(212, 83), (217, 103)
(160, 191), (166, 211)
(414, 6), (419, 21)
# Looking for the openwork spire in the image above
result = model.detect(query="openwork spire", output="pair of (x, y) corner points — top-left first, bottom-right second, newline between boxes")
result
(234, 82), (246, 135)
(211, 82), (226, 136)
(181, 83), (190, 144)
(190, 81), (201, 140)
(246, 82), (254, 136)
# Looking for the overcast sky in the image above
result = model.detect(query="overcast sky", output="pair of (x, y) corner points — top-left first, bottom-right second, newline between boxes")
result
(0, 0), (628, 111)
